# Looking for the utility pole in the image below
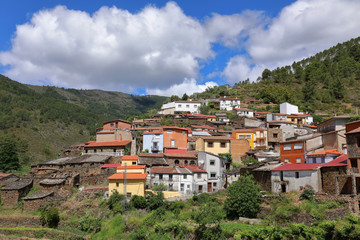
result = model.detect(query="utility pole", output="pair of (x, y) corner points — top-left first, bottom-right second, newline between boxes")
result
(123, 163), (127, 215)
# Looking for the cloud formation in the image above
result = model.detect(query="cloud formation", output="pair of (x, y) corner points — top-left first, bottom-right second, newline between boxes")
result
(146, 78), (218, 97)
(1, 0), (360, 95)
(224, 0), (360, 82)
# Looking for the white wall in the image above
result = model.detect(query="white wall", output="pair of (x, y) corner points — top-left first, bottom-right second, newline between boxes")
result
(280, 102), (299, 115)
(271, 170), (319, 193)
(175, 102), (201, 114)
(220, 99), (240, 111)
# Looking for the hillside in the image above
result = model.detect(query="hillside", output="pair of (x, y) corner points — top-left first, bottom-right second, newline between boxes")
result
(0, 75), (166, 169)
(195, 36), (360, 116)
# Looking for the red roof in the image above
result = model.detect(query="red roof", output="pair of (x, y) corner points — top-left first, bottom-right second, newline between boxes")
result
(346, 126), (360, 134)
(165, 149), (188, 154)
(0, 173), (13, 179)
(96, 131), (115, 134)
(187, 114), (216, 118)
(101, 164), (122, 168)
(143, 131), (163, 134)
(139, 153), (164, 157)
(184, 166), (206, 173)
(108, 173), (148, 180)
(117, 165), (146, 170)
(163, 126), (188, 131)
(307, 149), (343, 156)
(122, 156), (138, 160)
(151, 166), (178, 174)
(322, 154), (347, 167)
(85, 140), (131, 147)
(164, 153), (197, 158)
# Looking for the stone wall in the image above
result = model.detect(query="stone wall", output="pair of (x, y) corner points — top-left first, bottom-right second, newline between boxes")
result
(23, 195), (54, 212)
(1, 190), (20, 207)
(0, 216), (41, 227)
(230, 139), (250, 163)
(321, 166), (347, 194)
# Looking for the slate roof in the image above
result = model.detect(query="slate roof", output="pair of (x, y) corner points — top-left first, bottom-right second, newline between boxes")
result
(151, 166), (178, 174)
(2, 179), (32, 190)
(39, 178), (66, 185)
(37, 155), (111, 166)
(23, 191), (54, 200)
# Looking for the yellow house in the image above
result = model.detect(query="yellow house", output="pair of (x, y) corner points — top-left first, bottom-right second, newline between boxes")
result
(121, 155), (138, 166)
(233, 128), (267, 150)
(108, 165), (147, 197)
(195, 136), (230, 155)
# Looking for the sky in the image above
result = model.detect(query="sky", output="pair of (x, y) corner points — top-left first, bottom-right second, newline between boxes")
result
(1, 0), (360, 97)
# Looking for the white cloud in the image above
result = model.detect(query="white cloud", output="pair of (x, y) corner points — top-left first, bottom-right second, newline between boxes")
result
(224, 0), (360, 82)
(146, 78), (218, 97)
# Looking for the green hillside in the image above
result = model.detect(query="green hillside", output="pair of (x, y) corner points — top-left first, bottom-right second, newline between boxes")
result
(0, 75), (166, 171)
(195, 36), (360, 116)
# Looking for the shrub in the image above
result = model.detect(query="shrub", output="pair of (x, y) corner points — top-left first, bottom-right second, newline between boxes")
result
(130, 195), (147, 209)
(79, 213), (102, 233)
(107, 190), (125, 214)
(152, 183), (168, 192)
(165, 200), (185, 215)
(224, 174), (261, 219)
(40, 207), (60, 228)
(147, 192), (164, 211)
(300, 188), (315, 201)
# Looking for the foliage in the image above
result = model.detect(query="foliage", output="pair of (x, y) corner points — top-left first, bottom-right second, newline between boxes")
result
(300, 189), (316, 201)
(40, 207), (60, 228)
(91, 214), (125, 240)
(242, 157), (258, 165)
(219, 153), (232, 164)
(152, 183), (168, 192)
(130, 195), (147, 209)
(147, 192), (165, 211)
(181, 93), (189, 101)
(0, 135), (20, 172)
(224, 174), (261, 219)
(107, 190), (125, 214)
(78, 213), (102, 233)
(199, 105), (211, 115)
(192, 193), (219, 205)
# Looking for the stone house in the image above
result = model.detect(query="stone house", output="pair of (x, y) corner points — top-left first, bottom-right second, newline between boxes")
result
(1, 179), (33, 207)
(138, 153), (168, 167)
(0, 173), (19, 187)
(23, 191), (54, 211)
(164, 152), (198, 166)
(317, 115), (350, 133)
(84, 140), (132, 156)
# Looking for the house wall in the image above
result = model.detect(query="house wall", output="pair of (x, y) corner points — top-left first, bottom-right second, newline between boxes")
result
(237, 110), (254, 118)
(244, 118), (263, 128)
(230, 139), (250, 163)
(96, 133), (116, 142)
(122, 160), (138, 166)
(103, 121), (131, 131)
(220, 99), (240, 111)
(272, 170), (319, 193)
(280, 141), (306, 163)
(307, 136), (323, 152)
(23, 195), (54, 211)
(203, 140), (230, 155)
(143, 133), (163, 153)
(198, 152), (225, 191)
(195, 138), (205, 152)
(280, 102), (298, 115)
(163, 129), (187, 150)
(321, 166), (347, 195)
(175, 102), (201, 113)
(150, 174), (180, 191)
(109, 179), (146, 197)
(322, 129), (346, 151)
(1, 190), (20, 207)
(235, 132), (255, 149)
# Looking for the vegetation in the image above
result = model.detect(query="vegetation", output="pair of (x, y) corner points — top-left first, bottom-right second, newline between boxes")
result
(40, 207), (60, 228)
(224, 174), (261, 219)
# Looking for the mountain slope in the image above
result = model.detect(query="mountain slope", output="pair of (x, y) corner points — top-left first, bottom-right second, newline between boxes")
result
(0, 75), (166, 168)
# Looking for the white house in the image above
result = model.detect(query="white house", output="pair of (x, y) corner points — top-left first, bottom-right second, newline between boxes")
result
(219, 97), (240, 111)
(159, 101), (201, 115)
(197, 152), (225, 192)
(280, 102), (299, 115)
(234, 108), (254, 118)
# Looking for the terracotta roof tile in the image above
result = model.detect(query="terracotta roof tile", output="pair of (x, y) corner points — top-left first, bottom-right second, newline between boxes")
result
(108, 173), (148, 180)
(117, 165), (146, 170)
(151, 166), (178, 174)
(85, 140), (131, 147)
(184, 166), (207, 173)
(139, 153), (164, 157)
(307, 149), (343, 156)
(164, 153), (197, 158)
(122, 156), (139, 160)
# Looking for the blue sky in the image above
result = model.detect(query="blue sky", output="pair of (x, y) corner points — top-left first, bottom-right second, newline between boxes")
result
(1, 0), (360, 96)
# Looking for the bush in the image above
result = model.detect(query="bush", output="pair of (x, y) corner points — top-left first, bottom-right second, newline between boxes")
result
(224, 174), (261, 219)
(107, 190), (125, 214)
(130, 195), (147, 209)
(152, 183), (167, 192)
(40, 207), (60, 228)
(300, 189), (315, 201)
(147, 192), (165, 211)
(79, 213), (102, 233)
(165, 201), (185, 215)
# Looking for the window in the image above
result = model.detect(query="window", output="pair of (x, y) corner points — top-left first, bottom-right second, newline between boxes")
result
(178, 104), (182, 107)
(175, 160), (180, 165)
(295, 172), (299, 178)
(132, 162), (136, 165)
(245, 134), (252, 139)
(285, 158), (289, 163)
(181, 183), (184, 191)
(190, 160), (195, 166)
(197, 173), (201, 179)
(186, 105), (190, 108)
(116, 183), (119, 187)
(187, 184), (190, 189)
(296, 157), (301, 163)
(127, 192), (132, 198)
(184, 160), (188, 165)
(94, 149), (97, 153)
(207, 142), (214, 148)
(182, 131), (186, 135)
(169, 184), (173, 190)
(159, 174), (163, 180)
(273, 133), (278, 138)
(169, 174), (173, 180)
(171, 139), (175, 147)
(210, 173), (216, 178)
(294, 143), (303, 150)
(238, 135), (245, 139)
(183, 175), (187, 179)
(167, 130), (172, 134)
(220, 142), (226, 148)
(210, 160), (215, 166)
(213, 182), (217, 187)
(110, 123), (114, 127)
(283, 144), (291, 150)
(194, 105), (198, 108)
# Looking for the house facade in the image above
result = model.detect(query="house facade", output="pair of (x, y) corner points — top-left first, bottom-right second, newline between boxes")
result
(233, 128), (267, 150)
(195, 136), (231, 155)
(143, 131), (164, 153)
(219, 97), (241, 111)
(234, 108), (254, 118)
(280, 102), (299, 115)
(280, 139), (306, 164)
(197, 152), (225, 192)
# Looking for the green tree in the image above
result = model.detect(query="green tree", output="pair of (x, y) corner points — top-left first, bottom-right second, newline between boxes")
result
(224, 174), (261, 219)
(0, 135), (20, 172)
(181, 93), (189, 101)
(170, 95), (180, 102)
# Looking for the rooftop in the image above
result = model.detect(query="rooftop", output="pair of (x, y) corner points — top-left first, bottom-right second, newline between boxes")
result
(39, 178), (66, 185)
(307, 149), (343, 156)
(23, 191), (54, 200)
(108, 173), (148, 180)
(85, 140), (131, 147)
(2, 179), (32, 190)
(122, 156), (138, 161)
(117, 165), (146, 169)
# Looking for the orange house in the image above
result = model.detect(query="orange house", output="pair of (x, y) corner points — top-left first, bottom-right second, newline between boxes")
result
(163, 126), (188, 151)
(280, 140), (307, 164)
(102, 119), (132, 131)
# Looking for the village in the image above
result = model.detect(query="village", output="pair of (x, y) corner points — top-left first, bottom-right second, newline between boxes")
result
(1, 97), (359, 214)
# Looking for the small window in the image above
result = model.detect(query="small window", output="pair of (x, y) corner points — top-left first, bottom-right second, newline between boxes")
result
(190, 160), (196, 166)
(220, 142), (226, 148)
(132, 162), (136, 165)
(273, 133), (278, 138)
(294, 143), (303, 150)
(197, 173), (201, 179)
(116, 183), (119, 187)
(159, 174), (163, 180)
(169, 174), (173, 180)
(210, 173), (216, 178)
(186, 105), (190, 108)
(110, 123), (114, 127)
(295, 172), (300, 178)
(207, 142), (214, 148)
(285, 158), (289, 163)
(175, 160), (180, 165)
(245, 135), (252, 139)
(127, 192), (132, 198)
(210, 160), (215, 166)
(213, 182), (217, 187)
(178, 104), (182, 107)
(183, 175), (187, 179)
(283, 144), (291, 151)
(169, 184), (173, 190)
(194, 105), (198, 108)
(187, 184), (190, 189)
(296, 157), (301, 163)
(167, 130), (172, 134)
(180, 183), (184, 191)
